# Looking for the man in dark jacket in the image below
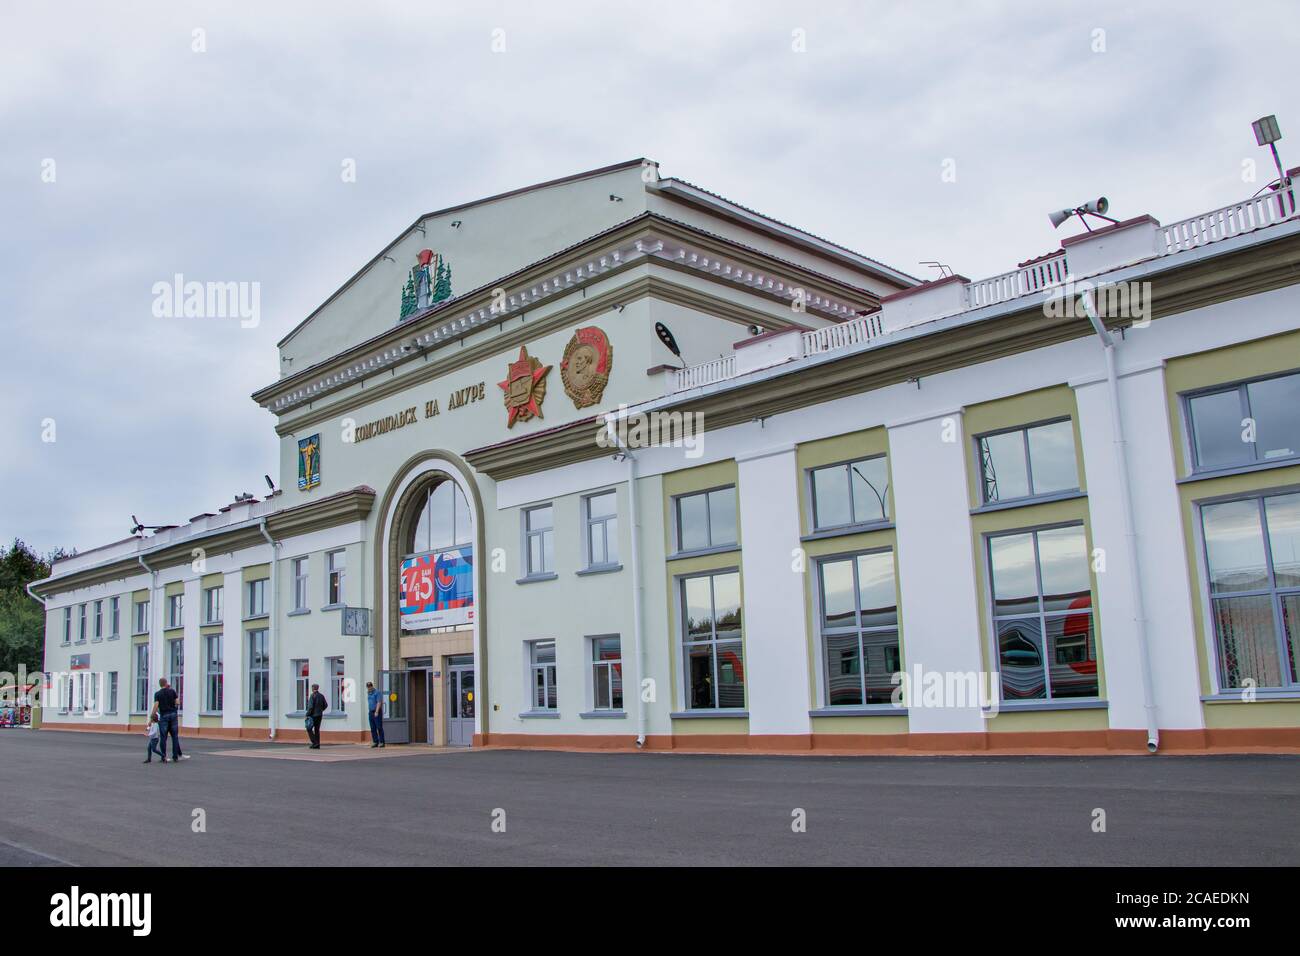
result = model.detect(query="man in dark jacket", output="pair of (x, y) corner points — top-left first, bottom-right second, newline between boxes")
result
(306, 683), (328, 749)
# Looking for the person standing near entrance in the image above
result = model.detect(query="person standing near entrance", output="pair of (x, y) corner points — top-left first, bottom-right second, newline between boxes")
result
(366, 681), (385, 748)
(150, 677), (188, 762)
(306, 682), (328, 749)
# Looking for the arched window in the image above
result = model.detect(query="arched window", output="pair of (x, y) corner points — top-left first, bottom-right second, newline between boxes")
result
(406, 479), (471, 557)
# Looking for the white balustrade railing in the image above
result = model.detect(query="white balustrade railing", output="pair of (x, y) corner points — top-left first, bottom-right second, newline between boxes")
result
(666, 184), (1300, 395)
(1160, 186), (1299, 254)
(967, 252), (1070, 309)
(801, 312), (882, 356)
(673, 355), (736, 390)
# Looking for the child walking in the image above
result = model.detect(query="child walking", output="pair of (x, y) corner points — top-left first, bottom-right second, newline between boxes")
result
(143, 714), (165, 763)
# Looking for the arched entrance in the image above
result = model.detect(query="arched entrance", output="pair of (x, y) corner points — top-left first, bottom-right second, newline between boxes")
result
(374, 453), (486, 746)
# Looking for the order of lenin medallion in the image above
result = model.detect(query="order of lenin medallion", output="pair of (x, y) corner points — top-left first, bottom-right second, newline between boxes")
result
(560, 326), (613, 409)
(498, 345), (552, 428)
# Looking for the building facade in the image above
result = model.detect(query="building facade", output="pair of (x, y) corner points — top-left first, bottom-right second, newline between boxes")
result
(32, 159), (1300, 752)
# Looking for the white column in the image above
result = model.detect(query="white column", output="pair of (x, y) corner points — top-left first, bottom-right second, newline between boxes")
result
(222, 570), (244, 728)
(736, 445), (812, 737)
(1073, 364), (1204, 731)
(182, 577), (201, 728)
(887, 410), (987, 734)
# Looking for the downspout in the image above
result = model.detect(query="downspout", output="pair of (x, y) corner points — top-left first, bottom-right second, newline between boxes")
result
(1080, 292), (1160, 753)
(138, 556), (158, 698)
(605, 418), (647, 749)
(259, 520), (279, 740)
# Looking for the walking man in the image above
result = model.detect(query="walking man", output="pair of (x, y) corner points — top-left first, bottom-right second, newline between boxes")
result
(306, 682), (328, 749)
(366, 681), (385, 748)
(150, 677), (188, 762)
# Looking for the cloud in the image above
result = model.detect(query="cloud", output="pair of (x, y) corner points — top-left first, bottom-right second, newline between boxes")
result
(2, 0), (1296, 552)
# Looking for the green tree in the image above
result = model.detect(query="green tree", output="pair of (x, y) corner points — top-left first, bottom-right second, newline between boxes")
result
(0, 539), (65, 674)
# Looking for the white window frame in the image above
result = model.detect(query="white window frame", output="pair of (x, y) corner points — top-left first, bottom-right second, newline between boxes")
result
(326, 550), (346, 607)
(247, 629), (270, 713)
(676, 567), (746, 711)
(292, 557), (309, 612)
(106, 671), (119, 714)
(328, 656), (346, 713)
(133, 599), (150, 636)
(61, 607), (71, 645)
(166, 593), (184, 629)
(132, 644), (150, 714)
(246, 579), (268, 619)
(92, 600), (103, 640)
(974, 418), (1080, 506)
(204, 634), (223, 713)
(583, 491), (619, 570)
(528, 639), (558, 711)
(203, 585), (223, 625)
(77, 604), (87, 643)
(109, 596), (120, 639)
(673, 485), (738, 554)
(589, 634), (623, 711)
(292, 658), (310, 713)
(522, 504), (555, 578)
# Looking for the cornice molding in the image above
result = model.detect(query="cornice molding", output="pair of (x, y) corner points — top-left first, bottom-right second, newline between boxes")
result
(32, 488), (376, 598)
(462, 234), (1300, 480)
(256, 214), (883, 417)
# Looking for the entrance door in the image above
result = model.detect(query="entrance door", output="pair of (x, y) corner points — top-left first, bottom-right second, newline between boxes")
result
(381, 669), (410, 744)
(409, 670), (429, 743)
(447, 664), (474, 746)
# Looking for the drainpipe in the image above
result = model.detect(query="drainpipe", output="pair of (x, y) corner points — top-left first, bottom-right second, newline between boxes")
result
(605, 418), (647, 749)
(259, 520), (279, 740)
(1080, 292), (1160, 753)
(24, 581), (44, 607)
(138, 556), (158, 698)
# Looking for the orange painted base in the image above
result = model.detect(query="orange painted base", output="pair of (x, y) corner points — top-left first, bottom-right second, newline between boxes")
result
(39, 722), (370, 744)
(474, 727), (1300, 756)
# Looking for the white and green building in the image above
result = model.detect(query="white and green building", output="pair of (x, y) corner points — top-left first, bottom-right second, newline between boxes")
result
(32, 158), (1300, 752)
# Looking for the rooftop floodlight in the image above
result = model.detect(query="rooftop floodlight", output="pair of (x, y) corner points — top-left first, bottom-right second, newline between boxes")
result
(1253, 114), (1282, 146)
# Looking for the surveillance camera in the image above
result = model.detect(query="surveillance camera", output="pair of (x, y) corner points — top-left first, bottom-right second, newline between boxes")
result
(748, 325), (762, 335)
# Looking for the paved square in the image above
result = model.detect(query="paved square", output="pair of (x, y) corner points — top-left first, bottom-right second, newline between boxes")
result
(3, 730), (1298, 866)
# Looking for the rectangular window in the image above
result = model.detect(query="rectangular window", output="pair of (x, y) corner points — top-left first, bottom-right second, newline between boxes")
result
(134, 599), (150, 636)
(292, 558), (309, 611)
(328, 656), (345, 713)
(62, 607), (71, 644)
(675, 486), (738, 552)
(203, 586), (223, 624)
(530, 640), (557, 710)
(107, 672), (119, 714)
(1187, 371), (1300, 472)
(523, 505), (554, 577)
(166, 638), (184, 703)
(93, 600), (103, 640)
(109, 596), (120, 639)
(327, 550), (346, 605)
(77, 604), (87, 643)
(1200, 491), (1300, 690)
(83, 672), (97, 715)
(817, 550), (901, 705)
(977, 419), (1079, 504)
(133, 644), (150, 713)
(810, 457), (891, 530)
(987, 524), (1098, 701)
(204, 634), (223, 712)
(584, 491), (619, 568)
(247, 630), (270, 713)
(293, 659), (310, 712)
(246, 579), (268, 618)
(591, 636), (623, 710)
(166, 593), (183, 629)
(680, 569), (745, 709)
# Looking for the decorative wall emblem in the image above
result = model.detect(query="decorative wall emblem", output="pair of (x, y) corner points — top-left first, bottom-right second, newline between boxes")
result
(497, 345), (551, 428)
(399, 248), (453, 320)
(560, 326), (613, 409)
(297, 434), (321, 491)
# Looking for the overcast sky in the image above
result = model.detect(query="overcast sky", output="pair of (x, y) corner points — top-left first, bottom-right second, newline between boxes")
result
(2, 0), (1296, 558)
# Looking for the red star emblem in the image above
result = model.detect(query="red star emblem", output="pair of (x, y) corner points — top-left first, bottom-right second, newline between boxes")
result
(498, 346), (552, 427)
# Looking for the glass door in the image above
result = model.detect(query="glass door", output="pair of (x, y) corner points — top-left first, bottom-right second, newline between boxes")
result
(381, 669), (410, 744)
(447, 666), (474, 746)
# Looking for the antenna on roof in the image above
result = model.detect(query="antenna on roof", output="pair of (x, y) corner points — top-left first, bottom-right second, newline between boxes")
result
(919, 261), (953, 279)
